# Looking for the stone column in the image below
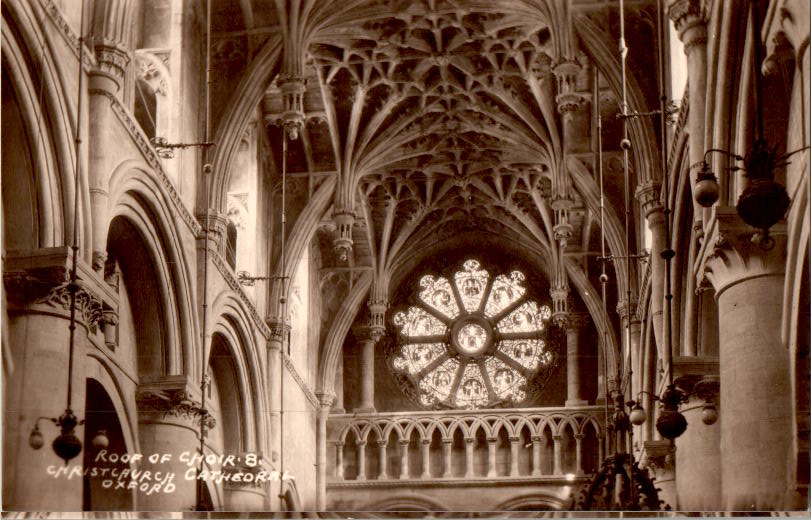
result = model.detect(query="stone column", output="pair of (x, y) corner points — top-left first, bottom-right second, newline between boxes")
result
(315, 394), (333, 510)
(699, 210), (790, 510)
(673, 358), (720, 511)
(2, 271), (101, 511)
(378, 441), (388, 479)
(531, 436), (543, 476)
(669, 0), (707, 220)
(224, 460), (269, 511)
(552, 435), (563, 475)
(574, 434), (585, 476)
(136, 376), (210, 511)
(88, 37), (132, 273)
(442, 439), (453, 478)
(464, 438), (475, 478)
(486, 437), (498, 477)
(354, 326), (377, 413)
(356, 441), (367, 481)
(266, 320), (288, 468)
(399, 440), (410, 479)
(335, 442), (344, 479)
(509, 436), (520, 477)
(565, 313), (589, 406)
(616, 300), (641, 398)
(639, 440), (677, 510)
(333, 355), (345, 414)
(636, 181), (666, 357)
(420, 439), (431, 479)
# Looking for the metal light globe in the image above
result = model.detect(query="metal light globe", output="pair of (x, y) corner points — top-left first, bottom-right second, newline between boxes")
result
(92, 430), (110, 450)
(737, 179), (789, 231)
(656, 409), (688, 440)
(29, 426), (44, 450)
(52, 432), (83, 464)
(629, 403), (647, 426)
(694, 164), (720, 207)
(701, 404), (718, 425)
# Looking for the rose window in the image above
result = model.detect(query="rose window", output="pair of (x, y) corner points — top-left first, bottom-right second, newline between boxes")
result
(389, 259), (558, 409)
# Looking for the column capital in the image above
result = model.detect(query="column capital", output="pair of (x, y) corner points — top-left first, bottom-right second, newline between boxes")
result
(399, 439), (411, 447)
(352, 323), (380, 343)
(616, 298), (640, 324)
(697, 207), (787, 297)
(563, 312), (589, 332)
(668, 0), (707, 41)
(92, 40), (131, 93)
(135, 375), (215, 430)
(531, 435), (543, 443)
(266, 318), (291, 345)
(638, 439), (675, 476)
(635, 180), (663, 218)
(316, 392), (336, 409)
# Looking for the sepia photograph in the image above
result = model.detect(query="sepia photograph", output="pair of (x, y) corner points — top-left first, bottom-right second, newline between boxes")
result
(1, 0), (809, 516)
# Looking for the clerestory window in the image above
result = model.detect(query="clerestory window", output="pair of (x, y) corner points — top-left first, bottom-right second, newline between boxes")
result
(388, 259), (559, 409)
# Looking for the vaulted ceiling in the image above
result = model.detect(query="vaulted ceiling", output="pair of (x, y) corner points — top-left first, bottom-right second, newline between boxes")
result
(210, 0), (662, 325)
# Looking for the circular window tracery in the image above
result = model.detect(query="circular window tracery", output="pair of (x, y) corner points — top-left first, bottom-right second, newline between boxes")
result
(389, 259), (559, 409)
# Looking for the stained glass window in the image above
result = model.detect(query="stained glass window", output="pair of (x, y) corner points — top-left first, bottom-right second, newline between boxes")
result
(392, 307), (447, 337)
(454, 260), (489, 313)
(389, 259), (560, 409)
(418, 275), (459, 319)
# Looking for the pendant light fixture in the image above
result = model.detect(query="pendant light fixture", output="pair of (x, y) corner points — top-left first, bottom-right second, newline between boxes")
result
(692, 0), (809, 250)
(28, 0), (109, 465)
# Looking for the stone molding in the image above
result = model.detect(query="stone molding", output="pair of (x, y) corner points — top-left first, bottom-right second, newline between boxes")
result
(210, 251), (271, 340)
(88, 88), (201, 236)
(136, 376), (216, 430)
(283, 354), (319, 409)
(326, 474), (587, 488)
(39, 0), (96, 70)
(696, 207), (787, 297)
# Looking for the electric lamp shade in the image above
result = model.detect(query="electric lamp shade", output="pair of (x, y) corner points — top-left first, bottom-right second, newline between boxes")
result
(92, 430), (110, 450)
(656, 409), (688, 440)
(52, 432), (82, 464)
(629, 404), (647, 426)
(702, 404), (718, 425)
(695, 175), (720, 207)
(29, 427), (44, 450)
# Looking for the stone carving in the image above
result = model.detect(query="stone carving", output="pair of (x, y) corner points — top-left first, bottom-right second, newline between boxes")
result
(95, 42), (131, 83)
(136, 387), (216, 430)
(34, 282), (104, 334)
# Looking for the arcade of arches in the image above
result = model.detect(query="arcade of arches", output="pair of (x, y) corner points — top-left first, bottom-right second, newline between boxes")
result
(1, 0), (809, 514)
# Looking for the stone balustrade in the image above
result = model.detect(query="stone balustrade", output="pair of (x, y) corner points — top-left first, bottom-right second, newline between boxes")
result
(327, 406), (605, 483)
